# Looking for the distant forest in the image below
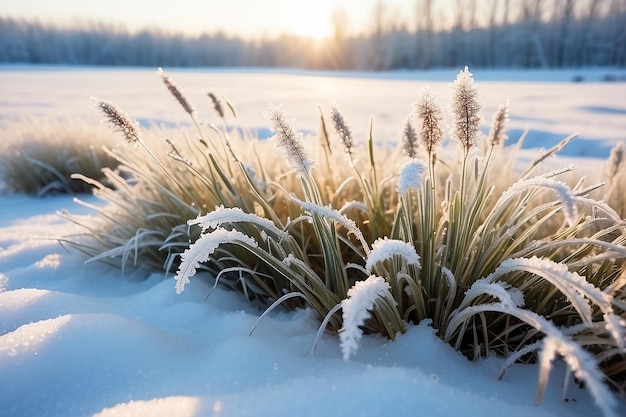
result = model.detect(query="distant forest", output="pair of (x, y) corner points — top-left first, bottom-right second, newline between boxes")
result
(1, 0), (625, 69)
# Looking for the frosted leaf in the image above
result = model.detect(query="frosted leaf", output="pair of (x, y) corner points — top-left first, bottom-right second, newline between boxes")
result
(188, 205), (286, 239)
(461, 279), (524, 309)
(604, 313), (626, 349)
(340, 275), (391, 361)
(447, 297), (618, 417)
(539, 336), (617, 417)
(295, 198), (369, 254)
(365, 237), (420, 272)
(175, 228), (257, 294)
(485, 257), (612, 324)
(397, 158), (428, 194)
(574, 195), (624, 225)
(496, 176), (578, 226)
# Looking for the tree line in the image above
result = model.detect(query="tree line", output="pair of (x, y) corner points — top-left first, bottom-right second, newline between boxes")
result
(1, 0), (624, 70)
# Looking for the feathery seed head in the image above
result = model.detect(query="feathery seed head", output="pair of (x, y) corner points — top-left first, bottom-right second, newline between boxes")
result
(397, 158), (428, 194)
(488, 99), (509, 146)
(401, 117), (419, 158)
(449, 66), (482, 152)
(330, 102), (355, 159)
(605, 142), (624, 181)
(264, 103), (314, 177)
(93, 97), (141, 143)
(413, 86), (444, 157)
(158, 67), (196, 117)
(207, 92), (225, 119)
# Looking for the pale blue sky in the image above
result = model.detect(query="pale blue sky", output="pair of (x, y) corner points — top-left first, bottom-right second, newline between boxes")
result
(0, 0), (422, 38)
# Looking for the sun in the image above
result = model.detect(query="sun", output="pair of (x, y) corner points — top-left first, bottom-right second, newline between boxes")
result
(287, 1), (334, 40)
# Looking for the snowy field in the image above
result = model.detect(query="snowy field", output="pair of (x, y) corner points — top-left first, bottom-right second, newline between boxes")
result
(1, 66), (626, 158)
(1, 67), (626, 417)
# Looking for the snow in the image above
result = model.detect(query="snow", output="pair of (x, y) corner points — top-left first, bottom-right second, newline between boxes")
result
(1, 66), (625, 158)
(1, 67), (626, 417)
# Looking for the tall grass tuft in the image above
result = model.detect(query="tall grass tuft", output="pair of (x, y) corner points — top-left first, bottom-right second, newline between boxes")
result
(0, 117), (121, 195)
(65, 68), (626, 416)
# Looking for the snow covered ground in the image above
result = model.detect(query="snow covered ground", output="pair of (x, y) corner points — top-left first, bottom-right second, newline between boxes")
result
(1, 67), (625, 417)
(1, 66), (625, 158)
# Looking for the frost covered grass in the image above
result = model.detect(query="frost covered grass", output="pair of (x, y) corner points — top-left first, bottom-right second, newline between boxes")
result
(64, 68), (626, 416)
(0, 117), (120, 195)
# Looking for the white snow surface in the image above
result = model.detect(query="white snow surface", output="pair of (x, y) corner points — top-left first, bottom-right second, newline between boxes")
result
(1, 67), (626, 417)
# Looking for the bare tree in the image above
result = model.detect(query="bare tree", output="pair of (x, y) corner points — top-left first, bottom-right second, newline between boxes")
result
(555, 0), (574, 67)
(414, 0), (435, 68)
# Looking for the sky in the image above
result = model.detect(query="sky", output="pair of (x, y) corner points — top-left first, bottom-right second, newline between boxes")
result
(0, 0), (415, 39)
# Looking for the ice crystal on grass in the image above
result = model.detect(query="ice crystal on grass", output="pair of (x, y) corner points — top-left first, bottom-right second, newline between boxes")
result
(539, 336), (618, 417)
(189, 205), (286, 239)
(604, 313), (626, 349)
(340, 275), (392, 360)
(484, 256), (612, 324)
(496, 175), (578, 226)
(175, 228), (257, 294)
(294, 198), (369, 254)
(461, 279), (525, 309)
(397, 158), (428, 194)
(365, 238), (420, 272)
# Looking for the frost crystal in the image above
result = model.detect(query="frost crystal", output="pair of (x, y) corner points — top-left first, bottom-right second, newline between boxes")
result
(462, 279), (524, 309)
(340, 275), (391, 361)
(175, 228), (257, 294)
(188, 205), (285, 239)
(539, 336), (617, 417)
(295, 198), (369, 254)
(365, 237), (421, 272)
(496, 176), (578, 226)
(397, 158), (428, 194)
(485, 256), (612, 324)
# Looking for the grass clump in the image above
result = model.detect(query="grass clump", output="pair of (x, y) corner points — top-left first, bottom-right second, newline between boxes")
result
(65, 68), (626, 416)
(0, 117), (121, 195)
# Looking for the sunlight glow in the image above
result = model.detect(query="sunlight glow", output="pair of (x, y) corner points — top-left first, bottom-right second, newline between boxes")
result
(286, 0), (334, 39)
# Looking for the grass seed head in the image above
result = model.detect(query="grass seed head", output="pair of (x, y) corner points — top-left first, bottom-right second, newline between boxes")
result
(93, 97), (141, 143)
(158, 67), (196, 117)
(449, 66), (482, 153)
(488, 100), (509, 146)
(330, 103), (355, 160)
(413, 86), (444, 158)
(401, 117), (419, 158)
(606, 142), (624, 182)
(264, 103), (314, 177)
(207, 92), (225, 119)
